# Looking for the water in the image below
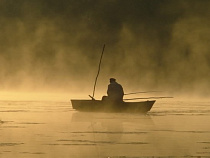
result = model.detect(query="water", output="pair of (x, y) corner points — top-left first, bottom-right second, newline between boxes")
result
(1, 99), (210, 158)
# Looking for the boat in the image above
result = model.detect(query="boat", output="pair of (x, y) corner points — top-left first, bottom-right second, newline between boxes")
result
(71, 99), (155, 113)
(70, 45), (160, 113)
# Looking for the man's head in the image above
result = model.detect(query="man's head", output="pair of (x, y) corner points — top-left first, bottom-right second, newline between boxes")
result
(110, 78), (116, 83)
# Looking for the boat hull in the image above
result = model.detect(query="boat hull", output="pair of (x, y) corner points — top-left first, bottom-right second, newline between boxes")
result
(71, 100), (155, 113)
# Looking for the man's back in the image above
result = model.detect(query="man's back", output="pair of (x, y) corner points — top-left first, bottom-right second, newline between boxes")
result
(107, 81), (124, 102)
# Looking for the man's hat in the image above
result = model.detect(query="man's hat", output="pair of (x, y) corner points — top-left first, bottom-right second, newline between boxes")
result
(110, 78), (116, 82)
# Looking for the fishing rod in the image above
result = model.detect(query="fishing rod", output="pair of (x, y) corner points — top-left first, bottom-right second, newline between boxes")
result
(124, 96), (173, 101)
(91, 44), (106, 99)
(124, 91), (162, 95)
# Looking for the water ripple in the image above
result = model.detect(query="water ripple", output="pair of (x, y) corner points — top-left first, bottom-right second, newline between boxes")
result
(0, 143), (24, 146)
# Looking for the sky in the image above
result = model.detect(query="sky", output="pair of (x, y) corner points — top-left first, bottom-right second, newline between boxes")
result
(0, 0), (210, 98)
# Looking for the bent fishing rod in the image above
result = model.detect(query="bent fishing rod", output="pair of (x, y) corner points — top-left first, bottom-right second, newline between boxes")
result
(124, 91), (162, 95)
(124, 96), (173, 101)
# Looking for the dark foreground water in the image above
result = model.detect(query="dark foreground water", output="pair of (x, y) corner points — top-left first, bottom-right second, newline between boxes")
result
(1, 99), (210, 158)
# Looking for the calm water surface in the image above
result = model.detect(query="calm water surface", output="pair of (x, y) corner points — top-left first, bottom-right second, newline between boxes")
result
(0, 99), (210, 158)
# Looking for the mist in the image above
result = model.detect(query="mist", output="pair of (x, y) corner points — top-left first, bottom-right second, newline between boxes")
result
(0, 0), (210, 98)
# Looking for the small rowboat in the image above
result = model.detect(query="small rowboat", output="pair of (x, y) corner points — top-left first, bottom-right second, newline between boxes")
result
(70, 46), (160, 113)
(71, 100), (155, 113)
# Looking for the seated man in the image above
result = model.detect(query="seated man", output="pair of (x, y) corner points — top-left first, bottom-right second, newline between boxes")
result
(102, 78), (124, 103)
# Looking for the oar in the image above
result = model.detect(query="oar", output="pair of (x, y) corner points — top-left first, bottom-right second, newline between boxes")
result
(124, 91), (162, 95)
(88, 95), (95, 100)
(124, 96), (173, 101)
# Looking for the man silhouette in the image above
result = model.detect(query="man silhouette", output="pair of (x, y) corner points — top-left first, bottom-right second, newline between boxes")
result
(105, 78), (124, 102)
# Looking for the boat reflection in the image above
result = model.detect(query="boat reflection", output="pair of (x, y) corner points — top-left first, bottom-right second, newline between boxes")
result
(71, 112), (155, 142)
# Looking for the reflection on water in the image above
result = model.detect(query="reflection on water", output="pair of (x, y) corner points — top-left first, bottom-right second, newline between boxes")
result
(71, 112), (153, 147)
(0, 100), (210, 157)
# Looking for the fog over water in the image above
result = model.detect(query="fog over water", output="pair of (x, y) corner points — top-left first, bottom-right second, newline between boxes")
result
(2, 2), (210, 157)
(0, 0), (210, 98)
